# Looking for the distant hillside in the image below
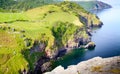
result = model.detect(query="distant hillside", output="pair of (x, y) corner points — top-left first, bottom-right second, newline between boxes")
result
(53, 0), (111, 11)
(0, 0), (111, 12)
(0, 0), (55, 12)
(76, 1), (112, 11)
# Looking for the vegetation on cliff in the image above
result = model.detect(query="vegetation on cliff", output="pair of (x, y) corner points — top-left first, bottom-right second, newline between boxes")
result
(0, 1), (102, 74)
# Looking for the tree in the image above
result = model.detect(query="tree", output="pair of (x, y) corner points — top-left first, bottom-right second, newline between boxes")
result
(0, 0), (54, 12)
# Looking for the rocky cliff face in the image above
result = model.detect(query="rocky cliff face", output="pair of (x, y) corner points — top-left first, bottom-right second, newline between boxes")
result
(45, 56), (120, 74)
(31, 2), (104, 73)
(38, 3), (104, 59)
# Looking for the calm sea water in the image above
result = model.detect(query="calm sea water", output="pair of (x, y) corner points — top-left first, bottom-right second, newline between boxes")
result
(53, 0), (120, 68)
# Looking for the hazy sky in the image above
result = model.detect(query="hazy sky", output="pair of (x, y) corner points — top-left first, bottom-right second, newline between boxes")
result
(54, 0), (96, 1)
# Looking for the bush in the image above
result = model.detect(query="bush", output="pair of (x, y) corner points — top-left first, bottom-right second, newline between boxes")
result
(24, 38), (32, 47)
(52, 21), (79, 48)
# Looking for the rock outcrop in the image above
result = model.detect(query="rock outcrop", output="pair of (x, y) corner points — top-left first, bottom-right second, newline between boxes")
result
(45, 56), (120, 74)
(84, 42), (96, 49)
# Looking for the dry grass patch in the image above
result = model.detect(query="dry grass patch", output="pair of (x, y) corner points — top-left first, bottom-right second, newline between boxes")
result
(109, 69), (120, 74)
(91, 65), (103, 72)
(0, 31), (17, 48)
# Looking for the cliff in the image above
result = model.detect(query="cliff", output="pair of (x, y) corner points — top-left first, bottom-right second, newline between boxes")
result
(45, 56), (120, 74)
(0, 1), (103, 74)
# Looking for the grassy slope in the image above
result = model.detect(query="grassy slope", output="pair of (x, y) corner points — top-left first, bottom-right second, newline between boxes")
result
(0, 2), (100, 74)
(0, 12), (28, 23)
(0, 29), (28, 74)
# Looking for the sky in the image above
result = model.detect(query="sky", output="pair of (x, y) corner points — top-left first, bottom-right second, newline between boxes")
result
(64, 0), (96, 1)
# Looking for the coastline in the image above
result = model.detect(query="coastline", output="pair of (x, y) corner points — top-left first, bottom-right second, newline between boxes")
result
(31, 1), (112, 73)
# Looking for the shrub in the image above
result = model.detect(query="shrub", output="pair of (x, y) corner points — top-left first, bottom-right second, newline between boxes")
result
(24, 38), (32, 47)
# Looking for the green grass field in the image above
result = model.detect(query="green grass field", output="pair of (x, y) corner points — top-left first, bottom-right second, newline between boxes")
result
(0, 12), (28, 23)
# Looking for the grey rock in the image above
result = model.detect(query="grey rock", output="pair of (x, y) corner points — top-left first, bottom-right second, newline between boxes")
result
(84, 42), (96, 49)
(45, 56), (120, 74)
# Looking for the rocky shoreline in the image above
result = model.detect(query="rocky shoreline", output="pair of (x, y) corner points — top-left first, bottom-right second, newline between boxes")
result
(29, 1), (112, 74)
(32, 14), (103, 74)
(45, 56), (120, 74)
(31, 10), (104, 74)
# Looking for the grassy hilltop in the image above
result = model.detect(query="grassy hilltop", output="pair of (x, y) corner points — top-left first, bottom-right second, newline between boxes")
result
(0, 1), (101, 74)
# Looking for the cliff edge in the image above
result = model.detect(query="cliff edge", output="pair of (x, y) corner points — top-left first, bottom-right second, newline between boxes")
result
(45, 56), (120, 74)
